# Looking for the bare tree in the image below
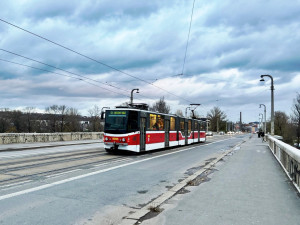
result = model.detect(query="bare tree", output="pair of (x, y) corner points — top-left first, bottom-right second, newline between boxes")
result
(46, 105), (60, 132)
(274, 111), (289, 137)
(149, 97), (170, 114)
(175, 109), (183, 117)
(207, 107), (227, 132)
(88, 105), (102, 132)
(291, 93), (300, 148)
(9, 110), (25, 132)
(58, 105), (68, 132)
(65, 107), (81, 132)
(24, 107), (35, 133)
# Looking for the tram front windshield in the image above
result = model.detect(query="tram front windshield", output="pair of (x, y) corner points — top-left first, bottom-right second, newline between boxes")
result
(104, 110), (139, 134)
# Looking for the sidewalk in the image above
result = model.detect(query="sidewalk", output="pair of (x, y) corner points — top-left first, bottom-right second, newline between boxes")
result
(0, 139), (102, 152)
(142, 135), (300, 225)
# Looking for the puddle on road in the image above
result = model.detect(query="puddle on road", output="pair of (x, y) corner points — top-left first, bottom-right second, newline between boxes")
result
(185, 165), (204, 176)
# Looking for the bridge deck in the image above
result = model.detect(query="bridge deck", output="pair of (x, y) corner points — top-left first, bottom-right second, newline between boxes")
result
(146, 135), (300, 225)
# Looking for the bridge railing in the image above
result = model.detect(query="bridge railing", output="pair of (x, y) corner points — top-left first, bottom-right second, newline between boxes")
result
(267, 135), (300, 191)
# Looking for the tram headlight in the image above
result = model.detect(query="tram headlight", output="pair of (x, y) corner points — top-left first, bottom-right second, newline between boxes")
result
(122, 138), (126, 142)
(105, 137), (108, 141)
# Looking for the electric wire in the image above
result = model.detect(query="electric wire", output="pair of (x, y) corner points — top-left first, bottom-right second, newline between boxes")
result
(0, 18), (193, 103)
(181, 0), (196, 75)
(0, 49), (130, 94)
(0, 48), (153, 100)
(0, 58), (133, 98)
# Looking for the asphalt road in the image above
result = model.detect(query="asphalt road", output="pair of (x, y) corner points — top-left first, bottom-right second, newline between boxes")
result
(0, 134), (246, 225)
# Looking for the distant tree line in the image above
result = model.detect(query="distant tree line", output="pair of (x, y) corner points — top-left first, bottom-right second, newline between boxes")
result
(0, 105), (103, 133)
(272, 93), (300, 148)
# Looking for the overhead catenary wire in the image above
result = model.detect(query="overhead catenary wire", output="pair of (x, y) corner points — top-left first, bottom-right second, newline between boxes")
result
(0, 49), (131, 95)
(0, 18), (193, 103)
(181, 0), (196, 76)
(0, 48), (155, 101)
(0, 58), (133, 99)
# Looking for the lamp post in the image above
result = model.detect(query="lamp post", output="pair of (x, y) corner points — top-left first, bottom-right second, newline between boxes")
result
(260, 74), (274, 135)
(130, 89), (139, 105)
(259, 113), (263, 130)
(259, 104), (266, 135)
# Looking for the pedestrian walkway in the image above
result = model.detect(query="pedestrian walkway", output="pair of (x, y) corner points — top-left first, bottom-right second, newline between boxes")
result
(0, 139), (102, 152)
(143, 135), (300, 225)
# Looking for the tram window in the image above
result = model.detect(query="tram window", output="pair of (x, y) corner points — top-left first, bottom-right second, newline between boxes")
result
(104, 110), (127, 134)
(170, 117), (176, 131)
(200, 121), (204, 130)
(128, 111), (139, 132)
(157, 115), (164, 130)
(149, 114), (164, 131)
(149, 114), (158, 130)
(194, 121), (198, 131)
(188, 120), (192, 133)
(180, 119), (184, 133)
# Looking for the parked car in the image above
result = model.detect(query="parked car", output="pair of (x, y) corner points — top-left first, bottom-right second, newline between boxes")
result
(206, 131), (213, 136)
(219, 131), (224, 135)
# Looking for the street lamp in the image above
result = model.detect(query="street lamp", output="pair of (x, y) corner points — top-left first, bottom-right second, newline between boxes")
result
(260, 74), (274, 135)
(259, 113), (263, 130)
(259, 104), (266, 135)
(130, 88), (139, 105)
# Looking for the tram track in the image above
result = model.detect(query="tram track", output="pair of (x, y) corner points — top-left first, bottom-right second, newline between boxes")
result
(0, 156), (129, 186)
(0, 136), (234, 189)
(0, 148), (130, 187)
(0, 151), (108, 172)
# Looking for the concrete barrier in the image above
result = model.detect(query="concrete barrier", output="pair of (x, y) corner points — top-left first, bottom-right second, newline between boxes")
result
(267, 135), (300, 192)
(0, 132), (103, 145)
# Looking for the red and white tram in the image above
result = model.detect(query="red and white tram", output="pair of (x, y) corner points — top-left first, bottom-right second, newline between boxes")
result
(103, 108), (207, 153)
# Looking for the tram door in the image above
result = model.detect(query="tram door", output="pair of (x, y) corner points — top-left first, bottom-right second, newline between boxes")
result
(140, 117), (146, 151)
(165, 119), (170, 147)
(185, 121), (188, 145)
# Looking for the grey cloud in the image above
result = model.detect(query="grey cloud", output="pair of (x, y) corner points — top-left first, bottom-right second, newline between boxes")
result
(202, 0), (300, 31)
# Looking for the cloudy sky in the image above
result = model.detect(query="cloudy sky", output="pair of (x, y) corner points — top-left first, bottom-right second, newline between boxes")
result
(0, 0), (300, 122)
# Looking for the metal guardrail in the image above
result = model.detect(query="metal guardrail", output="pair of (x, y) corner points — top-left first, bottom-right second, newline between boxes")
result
(267, 135), (300, 192)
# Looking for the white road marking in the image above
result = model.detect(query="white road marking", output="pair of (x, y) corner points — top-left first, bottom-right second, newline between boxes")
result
(0, 138), (234, 201)
(0, 180), (32, 190)
(46, 169), (83, 178)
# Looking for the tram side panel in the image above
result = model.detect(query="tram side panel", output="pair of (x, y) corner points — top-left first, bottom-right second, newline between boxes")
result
(145, 131), (165, 151)
(200, 131), (206, 142)
(169, 131), (178, 147)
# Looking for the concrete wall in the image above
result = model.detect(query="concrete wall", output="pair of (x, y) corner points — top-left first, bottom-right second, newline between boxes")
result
(0, 132), (103, 145)
(267, 135), (300, 192)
